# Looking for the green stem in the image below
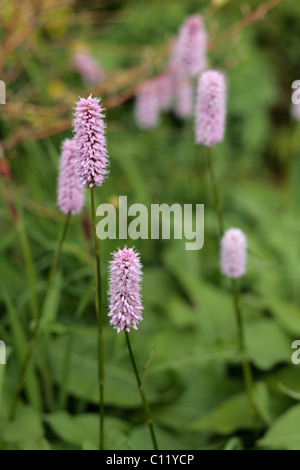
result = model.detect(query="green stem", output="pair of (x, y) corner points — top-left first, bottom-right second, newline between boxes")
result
(206, 147), (224, 237)
(205, 146), (257, 419)
(125, 331), (158, 450)
(232, 279), (257, 418)
(8, 213), (71, 421)
(90, 188), (104, 451)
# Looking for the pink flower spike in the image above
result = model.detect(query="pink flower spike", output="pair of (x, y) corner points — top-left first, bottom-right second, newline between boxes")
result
(156, 73), (174, 112)
(195, 70), (227, 147)
(108, 247), (143, 333)
(175, 79), (194, 119)
(134, 81), (160, 130)
(176, 15), (207, 78)
(57, 138), (85, 215)
(221, 228), (247, 279)
(72, 49), (105, 84)
(73, 95), (109, 188)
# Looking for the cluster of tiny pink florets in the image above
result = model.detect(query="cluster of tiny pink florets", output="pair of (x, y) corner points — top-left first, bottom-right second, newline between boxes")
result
(195, 70), (227, 147)
(108, 248), (143, 333)
(135, 81), (161, 130)
(221, 228), (247, 279)
(135, 14), (207, 128)
(175, 14), (207, 79)
(57, 138), (85, 215)
(73, 95), (109, 188)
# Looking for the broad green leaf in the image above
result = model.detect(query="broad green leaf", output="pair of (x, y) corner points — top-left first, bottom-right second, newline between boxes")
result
(246, 319), (291, 370)
(266, 298), (300, 336)
(192, 385), (265, 435)
(259, 404), (300, 450)
(48, 325), (180, 407)
(156, 364), (240, 431)
(2, 406), (44, 447)
(45, 412), (131, 450)
(44, 412), (99, 448)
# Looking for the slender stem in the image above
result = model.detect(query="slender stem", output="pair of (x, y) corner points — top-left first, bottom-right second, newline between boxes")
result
(90, 188), (104, 451)
(8, 213), (71, 421)
(125, 331), (158, 450)
(206, 147), (224, 237)
(232, 279), (257, 418)
(205, 145), (257, 418)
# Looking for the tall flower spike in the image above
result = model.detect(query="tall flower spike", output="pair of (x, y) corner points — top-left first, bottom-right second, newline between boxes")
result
(57, 138), (85, 215)
(73, 95), (108, 188)
(108, 247), (143, 333)
(134, 81), (160, 130)
(156, 73), (174, 112)
(195, 70), (227, 147)
(176, 15), (207, 78)
(221, 228), (247, 279)
(175, 79), (194, 119)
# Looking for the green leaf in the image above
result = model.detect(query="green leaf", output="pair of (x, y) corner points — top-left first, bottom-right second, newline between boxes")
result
(259, 404), (300, 450)
(223, 437), (243, 450)
(48, 325), (180, 407)
(277, 382), (300, 401)
(129, 425), (193, 451)
(266, 298), (300, 336)
(40, 272), (63, 329)
(2, 406), (44, 448)
(253, 382), (272, 425)
(192, 385), (265, 435)
(45, 412), (131, 450)
(44, 412), (99, 448)
(2, 293), (42, 411)
(82, 439), (98, 450)
(246, 319), (291, 370)
(156, 364), (240, 431)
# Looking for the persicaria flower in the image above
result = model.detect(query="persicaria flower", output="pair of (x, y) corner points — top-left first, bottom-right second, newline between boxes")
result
(108, 247), (143, 333)
(73, 95), (109, 188)
(195, 70), (227, 147)
(134, 80), (160, 130)
(176, 15), (207, 78)
(155, 73), (174, 112)
(72, 48), (105, 84)
(221, 228), (247, 279)
(174, 79), (194, 119)
(57, 138), (85, 215)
